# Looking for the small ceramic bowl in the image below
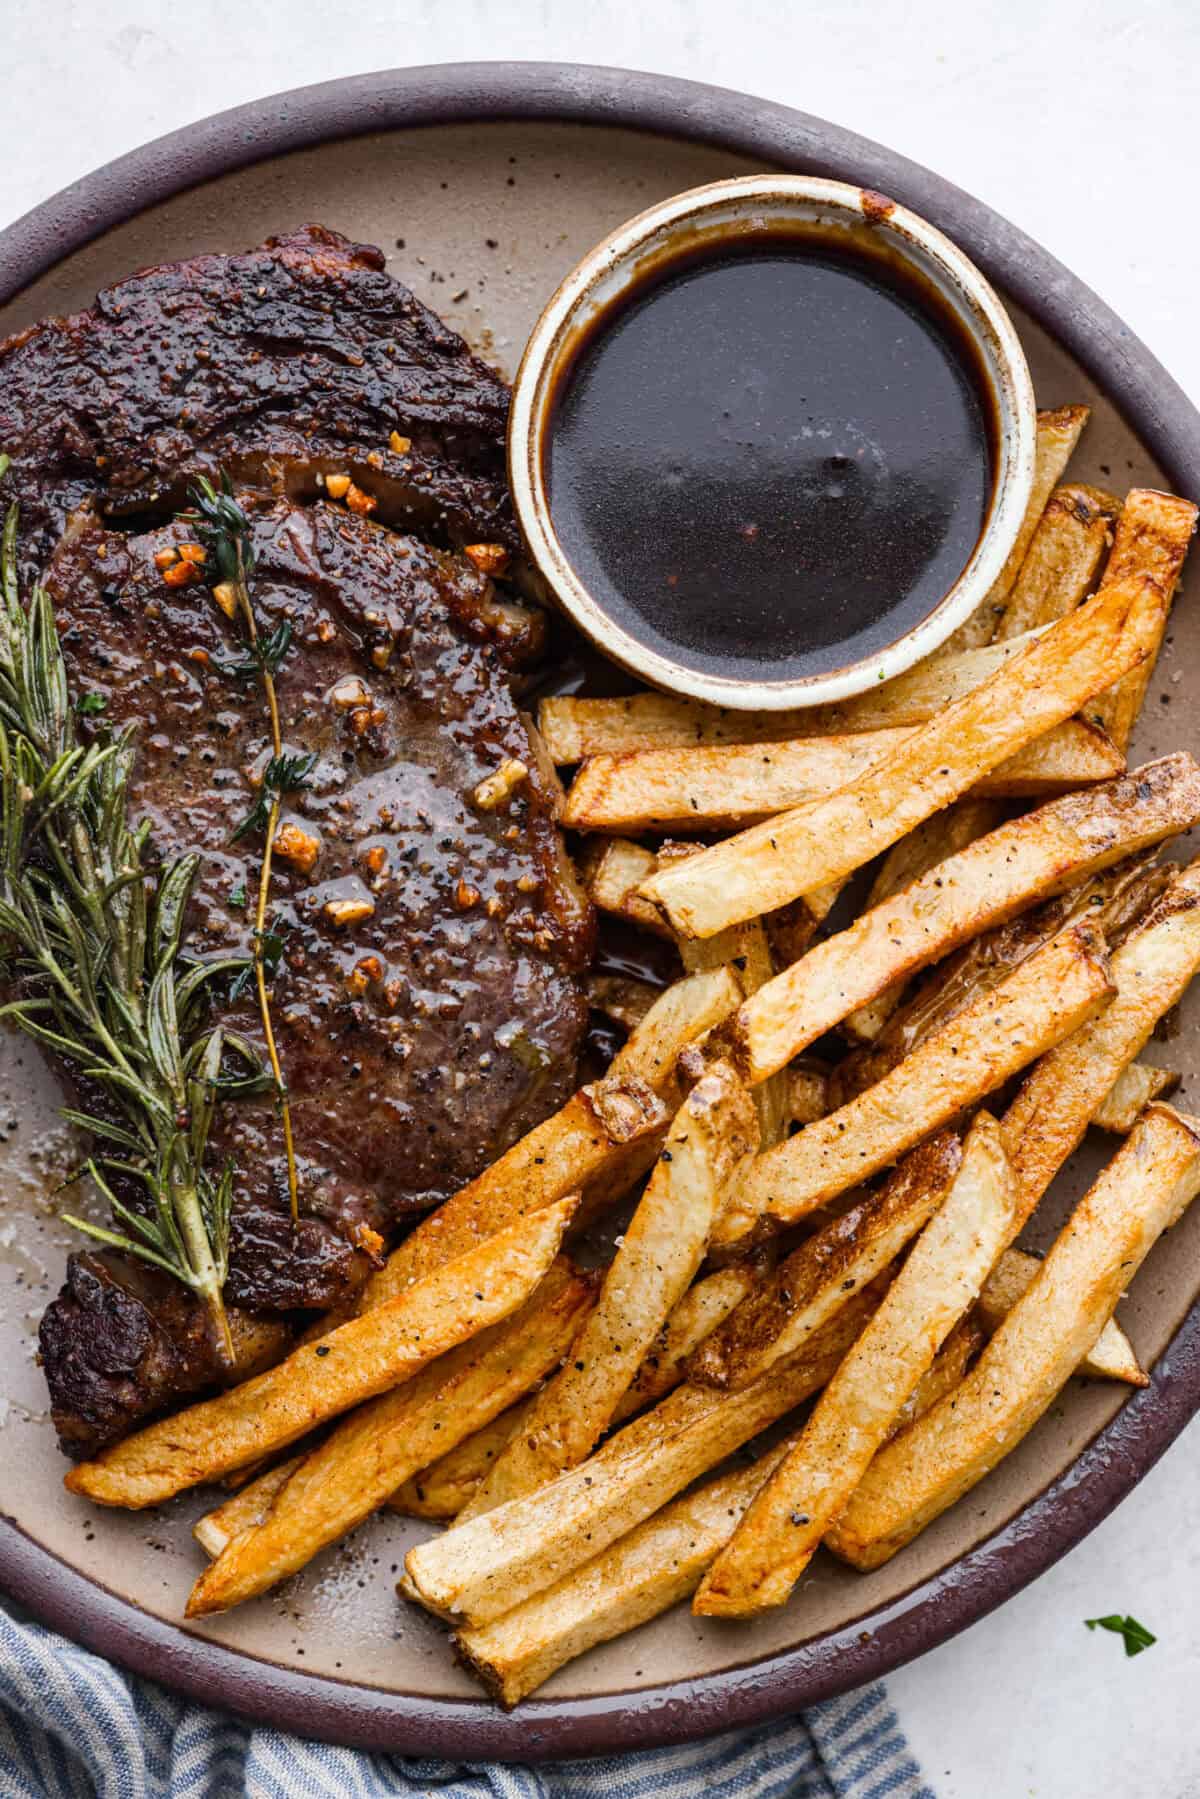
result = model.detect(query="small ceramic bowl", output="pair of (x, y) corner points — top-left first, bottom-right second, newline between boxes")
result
(508, 174), (1037, 710)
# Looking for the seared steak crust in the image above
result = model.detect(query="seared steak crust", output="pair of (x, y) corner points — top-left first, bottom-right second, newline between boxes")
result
(0, 225), (517, 582)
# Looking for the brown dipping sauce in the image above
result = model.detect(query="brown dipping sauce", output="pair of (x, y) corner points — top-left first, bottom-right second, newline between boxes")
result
(545, 229), (997, 684)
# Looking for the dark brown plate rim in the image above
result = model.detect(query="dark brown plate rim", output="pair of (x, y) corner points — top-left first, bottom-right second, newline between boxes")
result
(1, 61), (1198, 1762)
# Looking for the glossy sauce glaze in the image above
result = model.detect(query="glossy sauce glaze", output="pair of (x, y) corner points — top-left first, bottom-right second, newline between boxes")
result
(546, 230), (997, 683)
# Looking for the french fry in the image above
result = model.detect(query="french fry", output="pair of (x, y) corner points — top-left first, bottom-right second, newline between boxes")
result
(194, 1456), (303, 1559)
(400, 1284), (882, 1628)
(829, 855), (1167, 1110)
(787, 1058), (833, 1127)
(392, 1263), (760, 1521)
(186, 1261), (596, 1614)
(735, 757), (1199, 1084)
(840, 798), (1003, 1045)
(978, 1248), (1146, 1386)
(715, 921), (1113, 1249)
(892, 1315), (984, 1432)
(64, 1195), (578, 1509)
(1091, 489), (1197, 750)
(577, 837), (674, 938)
(391, 1403), (534, 1521)
(456, 1430), (801, 1706)
(562, 718), (1120, 835)
(694, 1114), (1017, 1614)
(998, 859), (1200, 1233)
(1092, 1059), (1180, 1133)
(691, 1132), (962, 1390)
(364, 965), (741, 1302)
(937, 405), (1090, 653)
(458, 1064), (759, 1518)
(994, 484), (1120, 640)
(641, 574), (1160, 939)
(828, 1105), (1200, 1569)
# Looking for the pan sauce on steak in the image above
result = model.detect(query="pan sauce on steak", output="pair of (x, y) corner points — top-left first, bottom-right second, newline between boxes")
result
(1, 229), (593, 1454)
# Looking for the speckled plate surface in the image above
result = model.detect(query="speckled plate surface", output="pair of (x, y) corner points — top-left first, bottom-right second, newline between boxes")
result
(0, 63), (1198, 1761)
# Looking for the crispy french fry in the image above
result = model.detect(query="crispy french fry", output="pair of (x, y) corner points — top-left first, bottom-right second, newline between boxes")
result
(892, 1315), (984, 1433)
(937, 405), (1090, 653)
(562, 718), (1120, 835)
(829, 854), (1166, 1110)
(1093, 1059), (1180, 1133)
(787, 1058), (832, 1127)
(64, 1195), (578, 1509)
(400, 1283), (882, 1628)
(716, 921), (1113, 1248)
(392, 1263), (760, 1521)
(691, 1132), (961, 1389)
(186, 1261), (595, 1614)
(735, 757), (1199, 1083)
(578, 837), (674, 938)
(998, 859), (1200, 1232)
(994, 484), (1120, 640)
(194, 1456), (303, 1559)
(364, 966), (741, 1302)
(828, 1105), (1200, 1569)
(978, 1248), (1146, 1386)
(695, 1114), (1017, 1613)
(840, 798), (1004, 1046)
(1092, 489), (1197, 750)
(540, 630), (1059, 759)
(456, 1429), (800, 1705)
(459, 1064), (759, 1518)
(641, 575), (1159, 939)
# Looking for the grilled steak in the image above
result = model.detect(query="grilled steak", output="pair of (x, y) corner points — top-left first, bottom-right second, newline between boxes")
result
(0, 225), (518, 585)
(7, 227), (595, 1455)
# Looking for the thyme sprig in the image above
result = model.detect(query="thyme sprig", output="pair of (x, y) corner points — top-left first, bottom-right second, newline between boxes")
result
(0, 496), (264, 1364)
(187, 476), (303, 1224)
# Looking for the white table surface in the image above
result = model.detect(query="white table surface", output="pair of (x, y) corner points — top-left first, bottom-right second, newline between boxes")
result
(2, 6), (1199, 1794)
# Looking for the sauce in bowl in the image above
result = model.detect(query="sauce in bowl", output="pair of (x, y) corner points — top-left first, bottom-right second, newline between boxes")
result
(545, 230), (997, 685)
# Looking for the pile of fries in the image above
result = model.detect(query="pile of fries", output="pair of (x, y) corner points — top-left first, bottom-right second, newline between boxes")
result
(64, 411), (1200, 1706)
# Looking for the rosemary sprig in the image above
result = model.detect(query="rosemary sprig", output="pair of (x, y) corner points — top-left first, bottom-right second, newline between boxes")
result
(187, 476), (303, 1225)
(0, 499), (264, 1365)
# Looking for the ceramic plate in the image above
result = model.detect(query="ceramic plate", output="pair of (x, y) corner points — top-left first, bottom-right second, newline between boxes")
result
(0, 63), (1197, 1760)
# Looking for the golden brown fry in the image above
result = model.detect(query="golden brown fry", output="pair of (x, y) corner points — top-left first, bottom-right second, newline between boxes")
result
(1092, 489), (1197, 749)
(459, 1064), (759, 1518)
(735, 757), (1199, 1083)
(691, 1132), (962, 1389)
(577, 837), (674, 938)
(540, 629), (1052, 758)
(994, 484), (1120, 640)
(456, 1430), (800, 1705)
(828, 1105), (1200, 1569)
(1092, 1059), (1180, 1133)
(938, 405), (1090, 653)
(695, 1114), (1017, 1614)
(562, 718), (1120, 835)
(978, 1248), (1146, 1386)
(716, 921), (1113, 1248)
(391, 1403), (534, 1521)
(186, 1261), (595, 1614)
(364, 966), (741, 1302)
(891, 1315), (984, 1434)
(840, 799), (1004, 1046)
(64, 1195), (579, 1509)
(998, 859), (1200, 1233)
(194, 1456), (302, 1559)
(392, 1262), (760, 1520)
(787, 1058), (833, 1127)
(400, 1285), (881, 1628)
(641, 575), (1159, 939)
(829, 854), (1166, 1111)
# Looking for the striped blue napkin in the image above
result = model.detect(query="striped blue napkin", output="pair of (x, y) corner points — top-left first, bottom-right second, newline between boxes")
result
(0, 1604), (932, 1797)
